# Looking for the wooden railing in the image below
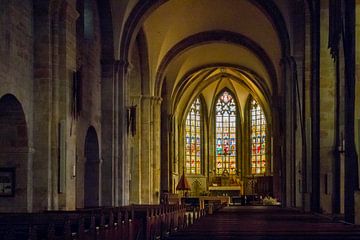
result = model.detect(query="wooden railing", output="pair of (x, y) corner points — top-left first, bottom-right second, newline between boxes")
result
(0, 204), (205, 240)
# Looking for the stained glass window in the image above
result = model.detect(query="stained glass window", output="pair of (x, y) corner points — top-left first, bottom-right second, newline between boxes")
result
(250, 99), (267, 174)
(185, 98), (201, 174)
(215, 91), (237, 175)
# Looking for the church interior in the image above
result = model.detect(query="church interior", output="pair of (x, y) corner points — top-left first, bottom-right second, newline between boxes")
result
(1, 0), (360, 239)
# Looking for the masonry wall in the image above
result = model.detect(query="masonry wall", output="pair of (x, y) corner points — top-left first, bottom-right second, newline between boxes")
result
(319, 4), (336, 214)
(0, 0), (34, 212)
(75, 0), (102, 208)
(128, 41), (142, 204)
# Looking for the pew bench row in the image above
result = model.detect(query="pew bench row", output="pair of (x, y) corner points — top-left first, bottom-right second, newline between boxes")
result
(0, 204), (201, 240)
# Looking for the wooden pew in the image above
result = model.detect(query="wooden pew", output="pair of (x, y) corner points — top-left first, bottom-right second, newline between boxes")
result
(130, 204), (186, 240)
(0, 204), (188, 240)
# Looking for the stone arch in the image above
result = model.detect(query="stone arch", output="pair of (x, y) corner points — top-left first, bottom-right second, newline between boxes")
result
(119, 0), (290, 64)
(154, 30), (278, 98)
(0, 94), (29, 212)
(84, 126), (101, 207)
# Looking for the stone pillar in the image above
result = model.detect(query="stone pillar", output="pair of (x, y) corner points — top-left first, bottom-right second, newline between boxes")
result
(101, 60), (117, 206)
(152, 97), (162, 203)
(116, 60), (131, 206)
(139, 95), (162, 203)
(343, 0), (358, 223)
(33, 0), (79, 211)
(33, 1), (54, 212)
(57, 0), (79, 210)
(319, 4), (336, 214)
(140, 96), (152, 203)
(271, 95), (284, 202)
(128, 95), (142, 204)
(355, 191), (360, 224)
(309, 0), (321, 213)
(160, 108), (170, 193)
(280, 56), (296, 208)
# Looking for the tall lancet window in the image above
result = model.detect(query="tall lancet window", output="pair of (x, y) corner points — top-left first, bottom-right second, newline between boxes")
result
(250, 99), (267, 174)
(215, 91), (237, 175)
(185, 98), (202, 174)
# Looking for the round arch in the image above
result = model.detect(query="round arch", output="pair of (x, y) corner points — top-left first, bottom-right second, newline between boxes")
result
(0, 94), (29, 212)
(84, 126), (101, 207)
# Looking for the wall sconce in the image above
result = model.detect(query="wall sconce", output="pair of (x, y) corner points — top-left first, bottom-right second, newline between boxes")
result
(72, 164), (76, 178)
(338, 133), (345, 153)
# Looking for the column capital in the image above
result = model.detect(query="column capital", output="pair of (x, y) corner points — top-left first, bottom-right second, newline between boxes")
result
(114, 59), (134, 75)
(140, 95), (162, 104)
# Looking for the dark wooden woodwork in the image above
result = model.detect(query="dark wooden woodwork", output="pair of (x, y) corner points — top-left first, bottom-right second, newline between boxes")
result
(0, 204), (189, 240)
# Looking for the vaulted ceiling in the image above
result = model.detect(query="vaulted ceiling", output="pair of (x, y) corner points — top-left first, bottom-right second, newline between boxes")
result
(111, 0), (294, 120)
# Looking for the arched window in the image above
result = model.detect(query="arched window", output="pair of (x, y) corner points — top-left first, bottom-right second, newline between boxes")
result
(184, 98), (202, 174)
(215, 91), (237, 175)
(249, 99), (267, 174)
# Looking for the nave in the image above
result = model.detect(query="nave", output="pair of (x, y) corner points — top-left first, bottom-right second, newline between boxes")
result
(168, 206), (360, 240)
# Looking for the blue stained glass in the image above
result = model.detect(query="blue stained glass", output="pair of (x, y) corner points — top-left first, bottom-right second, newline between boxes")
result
(250, 99), (267, 174)
(215, 91), (238, 175)
(185, 98), (202, 174)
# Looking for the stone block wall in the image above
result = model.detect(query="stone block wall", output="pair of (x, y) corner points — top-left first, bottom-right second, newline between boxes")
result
(319, 5), (336, 214)
(0, 0), (33, 212)
(75, 0), (103, 208)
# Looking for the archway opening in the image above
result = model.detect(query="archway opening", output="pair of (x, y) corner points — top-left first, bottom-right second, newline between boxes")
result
(0, 94), (29, 212)
(84, 126), (101, 207)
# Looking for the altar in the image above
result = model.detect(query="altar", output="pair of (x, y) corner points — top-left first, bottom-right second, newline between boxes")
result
(208, 185), (243, 197)
(208, 174), (244, 198)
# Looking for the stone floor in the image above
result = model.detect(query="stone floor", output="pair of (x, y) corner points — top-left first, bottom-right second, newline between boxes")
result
(168, 206), (360, 240)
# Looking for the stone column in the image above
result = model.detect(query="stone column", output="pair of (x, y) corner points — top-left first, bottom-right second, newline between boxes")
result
(128, 95), (142, 204)
(57, 0), (79, 210)
(140, 95), (153, 203)
(33, 1), (55, 212)
(160, 108), (170, 193)
(139, 95), (162, 203)
(101, 59), (117, 206)
(116, 60), (132, 206)
(271, 95), (284, 202)
(280, 56), (296, 208)
(152, 97), (162, 203)
(343, 0), (358, 223)
(309, 0), (321, 213)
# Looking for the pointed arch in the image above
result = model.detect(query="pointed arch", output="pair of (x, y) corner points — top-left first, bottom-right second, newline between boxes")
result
(184, 96), (206, 175)
(119, 0), (290, 68)
(214, 89), (239, 175)
(247, 96), (268, 175)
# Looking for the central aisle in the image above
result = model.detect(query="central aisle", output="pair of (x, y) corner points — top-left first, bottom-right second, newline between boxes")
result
(168, 206), (360, 240)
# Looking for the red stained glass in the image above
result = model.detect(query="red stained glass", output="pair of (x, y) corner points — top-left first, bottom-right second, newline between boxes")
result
(215, 91), (238, 175)
(250, 98), (267, 175)
(185, 98), (202, 174)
